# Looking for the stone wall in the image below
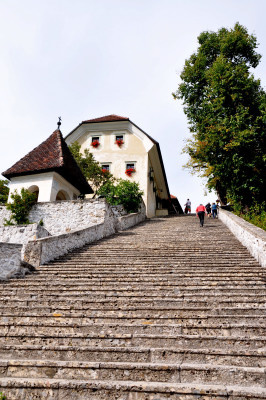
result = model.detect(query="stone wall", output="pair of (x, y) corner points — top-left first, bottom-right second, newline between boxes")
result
(28, 199), (107, 235)
(115, 203), (146, 231)
(0, 243), (23, 280)
(0, 199), (111, 236)
(0, 224), (50, 244)
(0, 205), (10, 226)
(219, 209), (266, 268)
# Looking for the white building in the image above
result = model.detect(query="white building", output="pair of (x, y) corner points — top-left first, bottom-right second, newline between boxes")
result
(65, 115), (172, 218)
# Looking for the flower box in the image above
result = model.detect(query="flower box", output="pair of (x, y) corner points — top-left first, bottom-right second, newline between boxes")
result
(115, 139), (124, 147)
(91, 140), (100, 148)
(125, 168), (136, 177)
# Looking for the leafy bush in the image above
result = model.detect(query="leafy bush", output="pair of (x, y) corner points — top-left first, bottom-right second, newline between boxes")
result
(98, 179), (143, 213)
(233, 202), (266, 231)
(0, 392), (7, 400)
(5, 188), (37, 225)
(0, 179), (9, 204)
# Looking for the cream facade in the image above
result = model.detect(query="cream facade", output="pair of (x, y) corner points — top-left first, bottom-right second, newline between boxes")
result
(7, 172), (80, 203)
(65, 118), (170, 218)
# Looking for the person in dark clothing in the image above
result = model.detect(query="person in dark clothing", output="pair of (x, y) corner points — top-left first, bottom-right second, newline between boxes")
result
(205, 202), (211, 217)
(196, 204), (207, 227)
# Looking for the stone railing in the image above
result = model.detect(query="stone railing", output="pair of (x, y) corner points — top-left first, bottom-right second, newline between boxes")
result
(24, 209), (145, 266)
(219, 209), (266, 268)
(0, 243), (23, 280)
(0, 224), (50, 245)
(0, 199), (146, 274)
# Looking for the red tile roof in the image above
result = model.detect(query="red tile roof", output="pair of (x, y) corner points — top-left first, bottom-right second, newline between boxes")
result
(2, 130), (93, 194)
(82, 114), (129, 123)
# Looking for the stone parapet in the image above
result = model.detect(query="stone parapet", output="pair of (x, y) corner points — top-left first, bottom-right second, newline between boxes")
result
(24, 203), (146, 266)
(219, 209), (266, 268)
(0, 243), (23, 280)
(0, 223), (50, 245)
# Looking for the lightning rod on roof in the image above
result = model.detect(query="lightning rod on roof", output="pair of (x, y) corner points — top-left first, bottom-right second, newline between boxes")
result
(57, 117), (62, 130)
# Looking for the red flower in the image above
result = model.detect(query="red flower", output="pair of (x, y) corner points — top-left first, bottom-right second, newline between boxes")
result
(115, 139), (124, 147)
(91, 140), (100, 148)
(102, 169), (108, 173)
(125, 168), (135, 177)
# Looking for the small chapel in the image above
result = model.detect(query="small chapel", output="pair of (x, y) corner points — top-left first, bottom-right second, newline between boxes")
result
(2, 129), (93, 202)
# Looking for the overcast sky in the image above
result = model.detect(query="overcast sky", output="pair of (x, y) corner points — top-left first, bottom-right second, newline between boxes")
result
(0, 0), (265, 211)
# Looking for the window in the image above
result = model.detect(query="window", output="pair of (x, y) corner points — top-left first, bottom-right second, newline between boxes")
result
(101, 164), (110, 171)
(91, 136), (100, 148)
(115, 135), (124, 147)
(126, 163), (135, 170)
(125, 162), (136, 177)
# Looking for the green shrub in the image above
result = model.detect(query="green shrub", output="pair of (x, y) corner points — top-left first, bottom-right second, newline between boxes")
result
(0, 392), (7, 400)
(98, 179), (143, 213)
(0, 179), (9, 204)
(5, 188), (37, 225)
(233, 202), (266, 231)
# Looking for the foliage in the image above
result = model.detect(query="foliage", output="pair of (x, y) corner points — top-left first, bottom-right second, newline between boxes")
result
(5, 188), (37, 225)
(69, 141), (114, 196)
(0, 179), (9, 204)
(233, 202), (266, 231)
(173, 23), (266, 209)
(0, 393), (7, 400)
(98, 179), (144, 213)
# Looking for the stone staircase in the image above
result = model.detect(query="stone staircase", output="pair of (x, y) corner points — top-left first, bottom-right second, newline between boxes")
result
(0, 215), (265, 399)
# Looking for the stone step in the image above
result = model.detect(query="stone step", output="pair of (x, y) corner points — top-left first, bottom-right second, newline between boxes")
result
(0, 344), (264, 367)
(1, 216), (265, 398)
(0, 299), (265, 314)
(0, 377), (266, 399)
(5, 279), (265, 287)
(0, 359), (264, 387)
(0, 332), (265, 349)
(1, 287), (265, 295)
(1, 311), (266, 324)
(2, 321), (266, 337)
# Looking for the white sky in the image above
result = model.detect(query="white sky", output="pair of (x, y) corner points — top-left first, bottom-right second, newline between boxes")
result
(0, 0), (265, 212)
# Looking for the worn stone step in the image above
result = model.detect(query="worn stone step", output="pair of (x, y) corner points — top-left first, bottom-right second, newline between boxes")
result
(0, 377), (266, 399)
(0, 332), (265, 350)
(3, 320), (266, 337)
(0, 344), (264, 367)
(0, 299), (265, 315)
(1, 309), (265, 325)
(0, 359), (264, 387)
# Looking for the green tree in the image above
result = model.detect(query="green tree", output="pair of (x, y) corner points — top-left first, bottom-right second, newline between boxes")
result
(98, 179), (143, 213)
(173, 23), (266, 209)
(0, 179), (9, 204)
(5, 188), (37, 225)
(68, 141), (114, 196)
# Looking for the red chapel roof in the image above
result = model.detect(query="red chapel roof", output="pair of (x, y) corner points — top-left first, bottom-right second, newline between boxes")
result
(82, 114), (129, 123)
(2, 130), (93, 194)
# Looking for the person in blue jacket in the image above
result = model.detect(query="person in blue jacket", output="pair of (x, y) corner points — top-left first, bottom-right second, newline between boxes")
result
(211, 202), (218, 219)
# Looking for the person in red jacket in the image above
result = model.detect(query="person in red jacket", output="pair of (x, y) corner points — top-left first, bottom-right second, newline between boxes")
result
(196, 204), (207, 227)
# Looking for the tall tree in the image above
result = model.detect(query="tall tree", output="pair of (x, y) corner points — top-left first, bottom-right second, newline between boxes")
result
(68, 142), (114, 196)
(173, 23), (266, 208)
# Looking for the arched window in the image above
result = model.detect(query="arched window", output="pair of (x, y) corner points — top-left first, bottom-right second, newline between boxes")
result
(56, 190), (70, 201)
(27, 185), (39, 202)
